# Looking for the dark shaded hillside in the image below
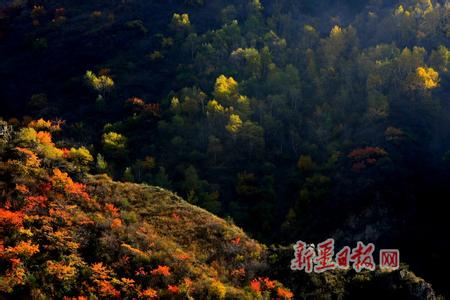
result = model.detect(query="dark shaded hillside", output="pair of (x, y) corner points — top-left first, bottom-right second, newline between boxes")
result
(1, 0), (182, 115)
(0, 0), (248, 117)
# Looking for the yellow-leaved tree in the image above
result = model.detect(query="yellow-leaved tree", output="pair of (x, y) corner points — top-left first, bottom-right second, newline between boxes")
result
(226, 114), (242, 134)
(85, 70), (114, 99)
(415, 67), (439, 89)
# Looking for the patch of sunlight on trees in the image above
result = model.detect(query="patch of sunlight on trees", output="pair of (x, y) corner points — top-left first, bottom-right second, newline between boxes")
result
(85, 70), (114, 96)
(416, 67), (439, 89)
(214, 75), (239, 100)
(226, 114), (243, 134)
(172, 13), (190, 27)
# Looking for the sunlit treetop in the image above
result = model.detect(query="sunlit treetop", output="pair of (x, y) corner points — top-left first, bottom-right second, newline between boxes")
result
(170, 97), (180, 109)
(36, 131), (53, 146)
(17, 127), (38, 145)
(85, 70), (114, 94)
(251, 0), (263, 11)
(214, 75), (239, 100)
(394, 0), (434, 17)
(225, 114), (242, 134)
(68, 147), (94, 164)
(416, 67), (439, 89)
(172, 13), (190, 28)
(102, 132), (127, 150)
(415, 0), (433, 13)
(102, 132), (128, 159)
(237, 95), (250, 106)
(28, 118), (62, 132)
(207, 99), (225, 113)
(330, 25), (343, 38)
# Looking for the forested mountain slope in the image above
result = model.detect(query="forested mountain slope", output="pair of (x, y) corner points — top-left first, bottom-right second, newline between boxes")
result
(0, 120), (440, 299)
(0, 121), (293, 298)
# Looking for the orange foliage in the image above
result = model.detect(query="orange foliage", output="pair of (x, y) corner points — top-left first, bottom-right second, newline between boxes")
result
(249, 277), (278, 293)
(167, 285), (180, 294)
(141, 288), (158, 298)
(46, 261), (77, 281)
(175, 253), (190, 260)
(97, 280), (120, 298)
(277, 287), (294, 299)
(15, 184), (29, 194)
(2, 241), (39, 258)
(91, 262), (111, 280)
(135, 267), (147, 276)
(126, 97), (145, 107)
(105, 203), (120, 217)
(231, 236), (241, 245)
(49, 230), (80, 251)
(51, 169), (91, 201)
(25, 195), (47, 210)
(67, 183), (91, 201)
(111, 218), (122, 229)
(120, 277), (135, 287)
(61, 148), (70, 158)
(49, 207), (73, 224)
(0, 208), (24, 227)
(263, 277), (276, 289)
(183, 277), (193, 287)
(121, 243), (148, 259)
(51, 168), (73, 187)
(16, 147), (40, 167)
(1, 260), (26, 291)
(36, 131), (53, 146)
(74, 212), (94, 225)
(151, 265), (171, 277)
(10, 258), (21, 267)
(250, 279), (261, 293)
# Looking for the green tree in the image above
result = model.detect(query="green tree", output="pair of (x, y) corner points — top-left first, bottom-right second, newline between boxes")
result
(236, 121), (264, 159)
(96, 153), (108, 172)
(230, 48), (262, 78)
